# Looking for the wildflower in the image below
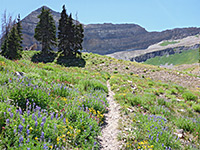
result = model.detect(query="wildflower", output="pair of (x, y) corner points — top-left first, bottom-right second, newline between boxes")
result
(27, 148), (30, 150)
(49, 145), (53, 149)
(56, 113), (58, 119)
(35, 137), (38, 140)
(14, 128), (16, 133)
(8, 108), (11, 112)
(151, 136), (153, 140)
(22, 118), (25, 123)
(42, 116), (46, 123)
(18, 124), (23, 133)
(51, 113), (54, 120)
(35, 116), (37, 121)
(32, 113), (35, 120)
(43, 144), (48, 150)
(26, 138), (30, 143)
(94, 141), (97, 145)
(156, 138), (159, 142)
(41, 131), (44, 139)
(10, 112), (13, 118)
(26, 129), (30, 135)
(20, 135), (24, 142)
(6, 119), (9, 124)
(41, 122), (44, 127)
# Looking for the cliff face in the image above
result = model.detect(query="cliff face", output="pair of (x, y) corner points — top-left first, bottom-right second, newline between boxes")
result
(20, 6), (200, 55)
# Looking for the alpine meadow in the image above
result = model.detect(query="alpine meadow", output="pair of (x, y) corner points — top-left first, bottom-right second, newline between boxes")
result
(0, 3), (200, 150)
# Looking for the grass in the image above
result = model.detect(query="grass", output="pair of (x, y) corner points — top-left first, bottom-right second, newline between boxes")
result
(159, 40), (180, 46)
(144, 49), (199, 66)
(110, 73), (200, 149)
(0, 50), (199, 149)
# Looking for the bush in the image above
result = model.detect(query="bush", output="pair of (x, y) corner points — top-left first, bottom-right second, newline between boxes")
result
(192, 104), (200, 113)
(182, 92), (198, 101)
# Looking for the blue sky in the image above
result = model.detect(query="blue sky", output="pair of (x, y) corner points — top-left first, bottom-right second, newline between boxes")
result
(0, 0), (200, 31)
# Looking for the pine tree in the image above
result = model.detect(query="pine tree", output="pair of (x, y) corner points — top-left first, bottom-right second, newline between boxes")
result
(34, 7), (57, 54)
(16, 14), (23, 52)
(67, 14), (75, 56)
(58, 5), (69, 56)
(6, 26), (22, 60)
(1, 38), (8, 56)
(74, 23), (84, 56)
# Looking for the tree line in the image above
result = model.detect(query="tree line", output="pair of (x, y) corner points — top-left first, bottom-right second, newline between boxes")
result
(0, 5), (84, 60)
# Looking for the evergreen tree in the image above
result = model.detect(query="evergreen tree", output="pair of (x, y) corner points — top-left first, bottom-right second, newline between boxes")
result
(34, 7), (57, 54)
(73, 23), (84, 56)
(1, 38), (8, 56)
(58, 5), (69, 56)
(6, 26), (22, 60)
(16, 14), (23, 52)
(67, 13), (75, 56)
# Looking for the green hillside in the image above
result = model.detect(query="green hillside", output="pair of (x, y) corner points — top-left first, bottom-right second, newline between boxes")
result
(0, 51), (199, 149)
(144, 49), (199, 66)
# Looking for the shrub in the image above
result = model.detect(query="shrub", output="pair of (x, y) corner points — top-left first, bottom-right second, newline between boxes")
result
(192, 104), (200, 113)
(182, 92), (198, 101)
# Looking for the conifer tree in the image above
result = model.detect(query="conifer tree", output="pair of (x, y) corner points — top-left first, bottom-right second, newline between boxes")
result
(67, 14), (75, 56)
(6, 26), (22, 60)
(58, 5), (69, 56)
(34, 7), (57, 54)
(16, 14), (23, 52)
(73, 23), (84, 56)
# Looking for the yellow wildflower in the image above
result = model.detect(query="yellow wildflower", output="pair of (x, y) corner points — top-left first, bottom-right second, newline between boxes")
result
(49, 145), (53, 149)
(67, 131), (70, 135)
(35, 137), (38, 140)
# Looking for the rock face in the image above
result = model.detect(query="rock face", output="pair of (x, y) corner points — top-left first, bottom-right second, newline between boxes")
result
(20, 6), (200, 55)
(133, 44), (200, 62)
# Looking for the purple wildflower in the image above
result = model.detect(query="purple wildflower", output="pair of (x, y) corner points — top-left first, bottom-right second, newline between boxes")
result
(18, 124), (23, 133)
(156, 138), (159, 142)
(162, 144), (164, 147)
(22, 118), (25, 123)
(51, 113), (54, 120)
(19, 136), (23, 143)
(26, 129), (30, 135)
(151, 136), (153, 140)
(14, 128), (16, 133)
(41, 122), (44, 128)
(26, 138), (30, 143)
(38, 111), (41, 118)
(4, 112), (6, 117)
(43, 144), (48, 150)
(8, 108), (11, 112)
(41, 131), (44, 139)
(6, 119), (9, 124)
(32, 113), (35, 120)
(42, 116), (46, 123)
(94, 141), (97, 145)
(35, 116), (37, 121)
(56, 113), (58, 119)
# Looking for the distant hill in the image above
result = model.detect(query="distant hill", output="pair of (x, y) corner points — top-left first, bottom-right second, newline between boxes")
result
(20, 6), (200, 55)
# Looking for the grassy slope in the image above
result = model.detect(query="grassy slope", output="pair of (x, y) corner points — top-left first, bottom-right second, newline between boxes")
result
(144, 49), (199, 66)
(0, 51), (200, 149)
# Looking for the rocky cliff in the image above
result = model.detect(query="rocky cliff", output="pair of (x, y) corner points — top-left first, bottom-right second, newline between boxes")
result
(20, 6), (200, 55)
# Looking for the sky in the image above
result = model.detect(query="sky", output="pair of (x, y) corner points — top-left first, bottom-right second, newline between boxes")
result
(0, 0), (200, 32)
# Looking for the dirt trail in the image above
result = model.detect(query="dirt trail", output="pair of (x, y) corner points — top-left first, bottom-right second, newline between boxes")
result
(99, 80), (121, 150)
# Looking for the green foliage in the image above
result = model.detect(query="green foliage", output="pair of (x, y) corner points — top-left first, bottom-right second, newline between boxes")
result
(192, 104), (200, 112)
(159, 40), (180, 46)
(34, 7), (57, 53)
(144, 49), (199, 66)
(182, 92), (198, 101)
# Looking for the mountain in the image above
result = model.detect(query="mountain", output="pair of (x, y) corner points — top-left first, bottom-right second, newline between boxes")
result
(21, 6), (200, 55)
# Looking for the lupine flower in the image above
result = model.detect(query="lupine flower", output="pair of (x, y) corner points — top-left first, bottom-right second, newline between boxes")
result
(19, 108), (22, 114)
(35, 116), (37, 121)
(42, 116), (46, 123)
(43, 144), (48, 150)
(26, 138), (30, 143)
(94, 141), (97, 145)
(56, 113), (58, 119)
(156, 138), (159, 142)
(27, 110), (30, 116)
(41, 122), (44, 127)
(4, 112), (6, 117)
(51, 113), (54, 120)
(32, 113), (35, 120)
(19, 136), (23, 143)
(18, 124), (23, 133)
(35, 121), (38, 127)
(151, 136), (153, 140)
(22, 118), (25, 123)
(6, 119), (9, 124)
(8, 108), (11, 112)
(41, 131), (44, 139)
(38, 111), (41, 118)
(26, 129), (30, 135)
